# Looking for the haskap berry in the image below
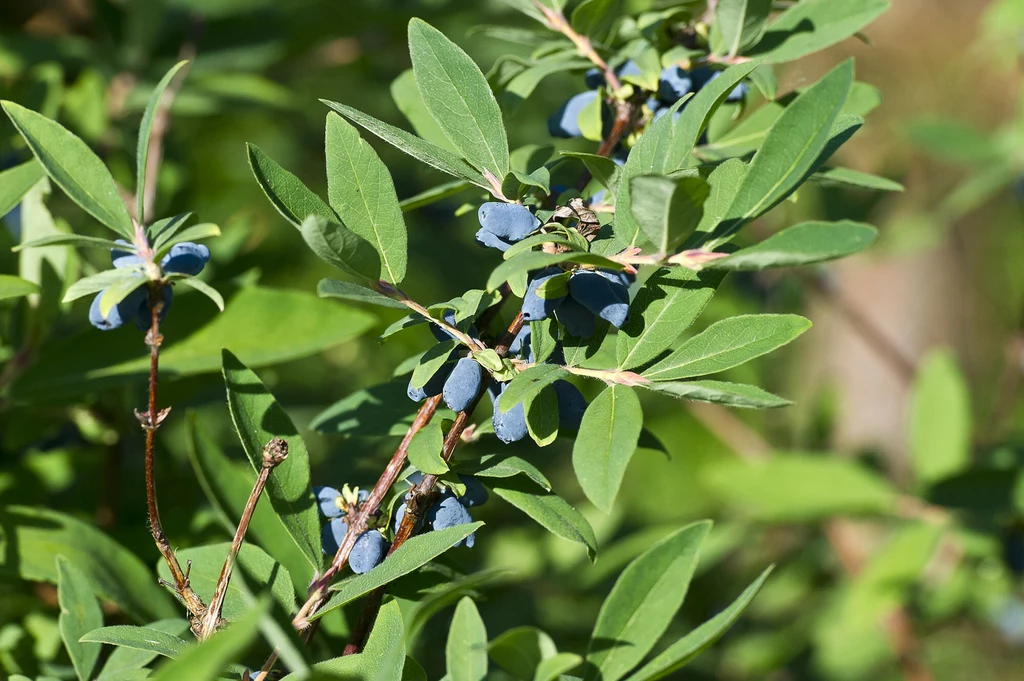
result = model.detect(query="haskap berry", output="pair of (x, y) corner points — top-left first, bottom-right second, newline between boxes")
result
(314, 486), (344, 518)
(443, 357), (484, 413)
(476, 202), (541, 251)
(491, 383), (529, 444)
(554, 295), (596, 339)
(408, 360), (455, 402)
(658, 66), (693, 103)
(568, 270), (629, 329)
(553, 379), (587, 430)
(350, 530), (389, 574)
(521, 267), (567, 322)
(548, 90), (598, 139)
(457, 474), (489, 508)
(426, 493), (475, 547)
(161, 242), (210, 276)
(321, 517), (348, 555)
(88, 285), (147, 331)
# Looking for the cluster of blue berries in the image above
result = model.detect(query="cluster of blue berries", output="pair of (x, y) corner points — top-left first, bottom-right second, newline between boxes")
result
(315, 485), (390, 574)
(488, 325), (588, 444)
(393, 473), (487, 548)
(407, 310), (484, 413)
(653, 65), (748, 122)
(521, 266), (631, 338)
(88, 241), (210, 331)
(475, 202), (541, 252)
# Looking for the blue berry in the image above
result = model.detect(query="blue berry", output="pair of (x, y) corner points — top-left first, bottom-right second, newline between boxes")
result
(357, 489), (369, 504)
(508, 325), (531, 357)
(321, 517), (348, 555)
(350, 530), (389, 574)
(615, 60), (642, 81)
(427, 493), (475, 547)
(477, 203), (541, 243)
(88, 285), (147, 331)
(457, 475), (489, 508)
(548, 90), (598, 139)
(393, 502), (407, 534)
(443, 357), (484, 413)
(554, 295), (596, 338)
(521, 267), (566, 322)
(491, 383), (529, 444)
(111, 240), (143, 269)
(430, 309), (460, 343)
(645, 96), (662, 113)
(161, 242), (210, 276)
(597, 268), (635, 290)
(314, 486), (344, 518)
(132, 284), (172, 331)
(475, 227), (514, 252)
(569, 271), (629, 328)
(553, 380), (587, 430)
(408, 361), (455, 402)
(658, 66), (693, 103)
(584, 67), (604, 89)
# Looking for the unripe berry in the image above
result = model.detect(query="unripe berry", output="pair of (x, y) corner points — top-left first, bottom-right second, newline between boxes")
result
(521, 267), (566, 322)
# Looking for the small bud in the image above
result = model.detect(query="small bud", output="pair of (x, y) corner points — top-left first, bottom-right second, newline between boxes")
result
(263, 437), (289, 467)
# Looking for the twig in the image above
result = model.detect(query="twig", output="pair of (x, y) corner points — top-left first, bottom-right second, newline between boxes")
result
(534, 3), (621, 91)
(141, 284), (206, 628)
(198, 438), (288, 640)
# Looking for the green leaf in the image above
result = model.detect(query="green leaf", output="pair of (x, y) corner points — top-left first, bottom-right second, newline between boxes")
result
(57, 556), (103, 681)
(689, 158), (748, 241)
(247, 143), (339, 227)
(525, 386), (560, 447)
(94, 620), (190, 678)
(812, 167), (904, 192)
(313, 523), (484, 620)
(584, 521), (712, 681)
(572, 385), (643, 513)
(629, 175), (708, 253)
(301, 213), (382, 281)
(152, 222), (220, 257)
(643, 314), (811, 380)
(750, 0), (891, 64)
(62, 268), (140, 303)
(310, 380), (422, 437)
(0, 506), (176, 622)
(459, 453), (551, 491)
(411, 340), (458, 390)
(151, 603), (264, 681)
(318, 278), (407, 309)
(2, 101), (134, 238)
(408, 18), (510, 178)
(0, 159), (45, 217)
(490, 478), (598, 560)
(155, 543), (295, 621)
(186, 414), (314, 597)
(408, 422), (448, 475)
(571, 0), (619, 38)
(174, 276), (224, 311)
(12, 286), (377, 400)
(489, 627), (557, 680)
(560, 151), (622, 194)
(289, 601), (407, 681)
(137, 61), (188, 225)
(536, 653), (582, 681)
(148, 213), (193, 246)
(707, 220), (877, 270)
(709, 60), (853, 245)
(447, 597), (488, 681)
(391, 68), (458, 152)
(98, 274), (147, 317)
(325, 114), (408, 284)
(639, 380), (791, 409)
(616, 268), (723, 371)
(13, 233), (124, 252)
(322, 100), (486, 188)
(499, 364), (568, 413)
(81, 625), (189, 661)
(716, 0), (772, 56)
(623, 567), (773, 681)
(909, 350), (971, 485)
(0, 274), (40, 301)
(401, 179), (473, 212)
(487, 251), (621, 292)
(223, 350), (322, 571)
(703, 454), (898, 520)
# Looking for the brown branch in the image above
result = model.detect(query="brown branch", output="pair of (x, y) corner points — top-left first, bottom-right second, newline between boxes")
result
(198, 438), (288, 640)
(534, 3), (621, 91)
(142, 284), (206, 628)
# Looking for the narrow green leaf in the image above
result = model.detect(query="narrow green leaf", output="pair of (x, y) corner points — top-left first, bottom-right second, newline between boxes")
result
(148, 213), (193, 245)
(447, 597), (488, 681)
(98, 274), (147, 317)
(301, 213), (382, 281)
(572, 385), (643, 513)
(57, 556), (103, 681)
(525, 386), (560, 447)
(222, 350), (322, 571)
(629, 175), (709, 253)
(314, 523), (484, 619)
(408, 422), (448, 475)
(152, 222), (220, 257)
(703, 454), (897, 519)
(560, 151), (622, 194)
(489, 627), (558, 681)
(95, 620), (190, 678)
(689, 158), (748, 241)
(536, 653), (582, 681)
(571, 0), (619, 37)
(0, 274), (40, 301)
(616, 268), (723, 371)
(708, 220), (877, 270)
(391, 68), (458, 152)
(717, 0), (773, 56)
(643, 314), (811, 380)
(151, 603), (264, 681)
(812, 167), (904, 192)
(639, 380), (791, 409)
(459, 453), (551, 491)
(247, 143), (339, 227)
(318, 278), (408, 309)
(411, 340), (457, 390)
(174, 276), (223, 311)
(62, 268), (140, 303)
(490, 478), (598, 560)
(409, 18), (510, 178)
(623, 567), (773, 681)
(499, 364), (568, 413)
(81, 625), (189, 661)
(486, 251), (621, 292)
(14, 233), (123, 252)
(321, 100), (486, 188)
(750, 0), (891, 64)
(2, 101), (134, 238)
(711, 60), (853, 244)
(0, 159), (44, 217)
(584, 521), (712, 681)
(401, 179), (473, 212)
(325, 114), (408, 284)
(137, 61), (188, 225)
(909, 350), (971, 484)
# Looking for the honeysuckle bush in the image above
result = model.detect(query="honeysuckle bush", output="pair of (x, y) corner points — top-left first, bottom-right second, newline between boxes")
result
(0, 0), (931, 679)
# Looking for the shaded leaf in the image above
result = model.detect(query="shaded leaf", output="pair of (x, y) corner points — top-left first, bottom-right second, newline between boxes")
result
(707, 221), (877, 270)
(447, 597), (488, 681)
(57, 556), (102, 681)
(499, 364), (568, 413)
(717, 0), (773, 56)
(151, 604), (265, 681)
(0, 274), (40, 301)
(81, 625), (189, 661)
(247, 143), (338, 227)
(408, 422), (449, 475)
(572, 385), (643, 513)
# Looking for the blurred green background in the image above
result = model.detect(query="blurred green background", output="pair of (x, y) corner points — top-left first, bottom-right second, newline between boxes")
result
(1, 1), (1024, 680)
